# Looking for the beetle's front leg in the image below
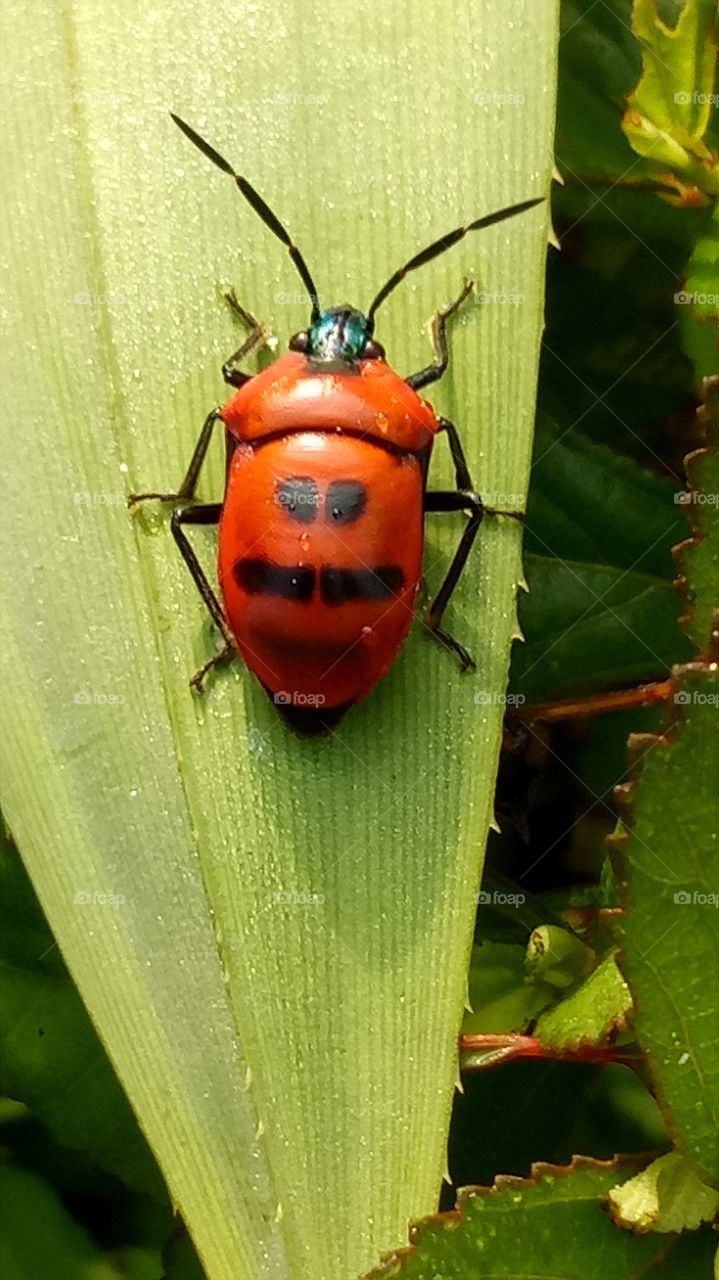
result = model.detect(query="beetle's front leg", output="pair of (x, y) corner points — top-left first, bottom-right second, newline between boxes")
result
(222, 290), (272, 388)
(127, 406), (223, 508)
(404, 279), (476, 391)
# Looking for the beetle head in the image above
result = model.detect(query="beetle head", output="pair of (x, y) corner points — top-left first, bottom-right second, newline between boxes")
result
(290, 307), (385, 364)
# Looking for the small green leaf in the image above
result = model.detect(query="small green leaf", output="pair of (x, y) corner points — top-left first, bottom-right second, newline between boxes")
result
(525, 925), (595, 989)
(511, 553), (687, 701)
(524, 417), (687, 577)
(535, 952), (634, 1050)
(463, 942), (553, 1036)
(618, 0), (719, 204)
(608, 1150), (719, 1233)
(677, 205), (719, 381)
(623, 0), (718, 185)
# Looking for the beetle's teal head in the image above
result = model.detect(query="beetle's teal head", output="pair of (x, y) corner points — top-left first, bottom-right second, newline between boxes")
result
(290, 306), (385, 364)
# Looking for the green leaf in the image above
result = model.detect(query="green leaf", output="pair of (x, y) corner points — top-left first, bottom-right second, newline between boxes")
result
(463, 942), (553, 1036)
(609, 378), (719, 1181)
(462, 938), (634, 1056)
(535, 952), (634, 1049)
(678, 428), (719, 649)
(678, 209), (719, 384)
(524, 417), (687, 576)
(524, 924), (596, 989)
(0, 843), (163, 1198)
(611, 661), (719, 1181)
(511, 553), (687, 701)
(0, 1165), (143, 1280)
(364, 1157), (717, 1279)
(540, 188), (700, 459)
(0, 2), (557, 1278)
(622, 0), (719, 191)
(556, 0), (642, 183)
(510, 416), (692, 701)
(608, 1150), (719, 1233)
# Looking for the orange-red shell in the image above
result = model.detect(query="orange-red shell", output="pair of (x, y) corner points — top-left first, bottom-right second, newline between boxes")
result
(221, 352), (440, 454)
(218, 433), (425, 711)
(217, 354), (440, 716)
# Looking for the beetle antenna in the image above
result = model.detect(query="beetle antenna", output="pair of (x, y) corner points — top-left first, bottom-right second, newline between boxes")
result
(171, 113), (321, 323)
(366, 196), (544, 330)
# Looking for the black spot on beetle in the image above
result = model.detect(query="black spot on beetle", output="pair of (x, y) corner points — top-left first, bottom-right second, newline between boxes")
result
(326, 480), (367, 524)
(275, 477), (319, 523)
(234, 559), (315, 602)
(320, 565), (404, 606)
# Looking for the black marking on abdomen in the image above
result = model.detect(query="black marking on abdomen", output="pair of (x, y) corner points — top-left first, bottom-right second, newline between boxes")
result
(275, 477), (319, 523)
(320, 565), (404, 606)
(234, 558), (315, 602)
(326, 480), (367, 524)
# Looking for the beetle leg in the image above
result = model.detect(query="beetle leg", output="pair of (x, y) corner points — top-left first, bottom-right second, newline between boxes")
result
(189, 642), (236, 693)
(423, 489), (483, 669)
(222, 289), (272, 387)
(435, 416), (526, 521)
(169, 503), (238, 688)
(423, 416), (525, 669)
(404, 279), (475, 391)
(127, 406), (223, 508)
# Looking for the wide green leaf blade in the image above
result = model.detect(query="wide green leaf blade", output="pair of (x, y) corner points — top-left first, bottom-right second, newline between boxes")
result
(0, 2), (556, 1277)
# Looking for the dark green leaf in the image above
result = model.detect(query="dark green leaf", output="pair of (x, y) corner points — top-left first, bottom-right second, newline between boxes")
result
(364, 1158), (716, 1279)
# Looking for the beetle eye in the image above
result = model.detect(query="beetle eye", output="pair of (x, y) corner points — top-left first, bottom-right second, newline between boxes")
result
(290, 331), (310, 352)
(363, 339), (385, 360)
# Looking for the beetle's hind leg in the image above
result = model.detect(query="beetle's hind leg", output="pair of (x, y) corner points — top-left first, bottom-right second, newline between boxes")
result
(404, 278), (476, 391)
(170, 502), (239, 691)
(189, 642), (236, 693)
(423, 416), (525, 671)
(423, 488), (483, 671)
(222, 289), (272, 387)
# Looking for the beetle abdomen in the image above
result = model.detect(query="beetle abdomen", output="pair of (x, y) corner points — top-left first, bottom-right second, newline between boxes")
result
(218, 432), (424, 715)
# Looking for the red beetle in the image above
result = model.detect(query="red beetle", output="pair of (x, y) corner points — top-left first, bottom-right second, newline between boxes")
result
(130, 116), (542, 733)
